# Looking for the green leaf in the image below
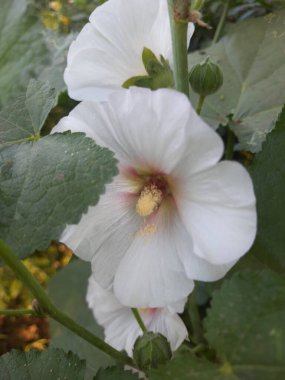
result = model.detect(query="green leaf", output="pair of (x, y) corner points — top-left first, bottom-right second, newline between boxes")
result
(0, 80), (57, 146)
(48, 260), (115, 379)
(0, 133), (117, 258)
(95, 366), (140, 380)
(0, 0), (49, 108)
(39, 32), (75, 94)
(0, 347), (86, 379)
(204, 271), (285, 380)
(188, 10), (285, 152)
(150, 347), (238, 380)
(249, 105), (285, 273)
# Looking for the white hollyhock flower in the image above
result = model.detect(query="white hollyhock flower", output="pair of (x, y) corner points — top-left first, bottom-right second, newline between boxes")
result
(53, 88), (256, 307)
(64, 0), (194, 100)
(87, 274), (188, 356)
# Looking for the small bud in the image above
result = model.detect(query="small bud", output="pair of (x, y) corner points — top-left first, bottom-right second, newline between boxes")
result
(133, 332), (172, 372)
(189, 57), (223, 96)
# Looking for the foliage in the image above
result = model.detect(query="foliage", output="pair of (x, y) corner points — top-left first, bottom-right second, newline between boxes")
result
(0, 347), (86, 379)
(48, 260), (115, 378)
(189, 9), (285, 152)
(0, 80), (118, 259)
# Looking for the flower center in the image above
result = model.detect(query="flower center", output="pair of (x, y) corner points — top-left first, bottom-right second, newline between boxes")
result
(136, 184), (163, 217)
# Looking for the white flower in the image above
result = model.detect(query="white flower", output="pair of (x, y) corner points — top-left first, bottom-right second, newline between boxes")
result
(53, 88), (257, 307)
(87, 274), (188, 356)
(64, 0), (194, 101)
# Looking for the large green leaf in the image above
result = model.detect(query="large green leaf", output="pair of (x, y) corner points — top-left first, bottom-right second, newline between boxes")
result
(0, 348), (86, 379)
(150, 347), (238, 380)
(0, 0), (49, 107)
(188, 10), (285, 152)
(0, 80), (57, 146)
(204, 271), (285, 380)
(48, 260), (115, 379)
(249, 105), (285, 273)
(0, 133), (117, 258)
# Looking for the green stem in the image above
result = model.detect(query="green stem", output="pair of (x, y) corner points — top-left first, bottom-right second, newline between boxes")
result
(196, 95), (206, 115)
(131, 308), (147, 333)
(225, 127), (235, 160)
(0, 309), (38, 316)
(168, 0), (190, 97)
(212, 0), (231, 44)
(0, 240), (134, 367)
(188, 293), (205, 345)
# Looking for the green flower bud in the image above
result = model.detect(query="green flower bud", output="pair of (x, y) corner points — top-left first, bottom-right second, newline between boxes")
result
(189, 57), (223, 96)
(133, 332), (172, 372)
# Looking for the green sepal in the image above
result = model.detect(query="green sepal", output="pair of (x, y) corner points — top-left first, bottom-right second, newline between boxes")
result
(122, 75), (150, 89)
(142, 47), (161, 76)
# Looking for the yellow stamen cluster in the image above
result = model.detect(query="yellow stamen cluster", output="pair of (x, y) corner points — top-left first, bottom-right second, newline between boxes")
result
(136, 185), (163, 217)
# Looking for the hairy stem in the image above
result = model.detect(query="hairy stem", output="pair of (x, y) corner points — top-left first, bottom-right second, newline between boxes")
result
(131, 308), (148, 333)
(188, 292), (205, 345)
(212, 0), (231, 44)
(225, 127), (235, 160)
(168, 0), (190, 97)
(196, 95), (206, 115)
(0, 240), (134, 367)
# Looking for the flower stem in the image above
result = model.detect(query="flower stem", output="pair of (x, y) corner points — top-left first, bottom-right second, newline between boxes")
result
(168, 0), (190, 97)
(0, 309), (38, 316)
(212, 0), (231, 44)
(0, 240), (134, 367)
(225, 127), (235, 160)
(131, 308), (148, 333)
(196, 95), (205, 115)
(188, 293), (205, 345)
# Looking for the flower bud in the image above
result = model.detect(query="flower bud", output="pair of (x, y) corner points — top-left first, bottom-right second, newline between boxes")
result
(133, 332), (172, 372)
(189, 57), (223, 96)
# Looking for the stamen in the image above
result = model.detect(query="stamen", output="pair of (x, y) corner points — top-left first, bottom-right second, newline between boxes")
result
(136, 184), (163, 217)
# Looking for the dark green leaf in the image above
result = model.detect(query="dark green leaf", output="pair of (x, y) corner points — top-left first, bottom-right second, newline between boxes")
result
(0, 348), (86, 380)
(205, 271), (285, 380)
(150, 347), (238, 380)
(48, 260), (115, 379)
(94, 366), (140, 380)
(249, 105), (285, 273)
(0, 80), (57, 146)
(0, 133), (118, 258)
(188, 10), (285, 152)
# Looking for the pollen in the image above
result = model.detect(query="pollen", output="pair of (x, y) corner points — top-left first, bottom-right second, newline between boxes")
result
(136, 184), (163, 217)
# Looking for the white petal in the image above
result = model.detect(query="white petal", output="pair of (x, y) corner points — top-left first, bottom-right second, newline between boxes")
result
(53, 88), (192, 173)
(114, 201), (195, 308)
(149, 309), (188, 350)
(177, 161), (257, 265)
(172, 102), (224, 179)
(65, 0), (180, 101)
(87, 275), (141, 356)
(59, 174), (141, 288)
(171, 211), (238, 281)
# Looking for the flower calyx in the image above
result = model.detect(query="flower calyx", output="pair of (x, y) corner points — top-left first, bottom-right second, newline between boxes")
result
(122, 47), (174, 90)
(133, 332), (172, 373)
